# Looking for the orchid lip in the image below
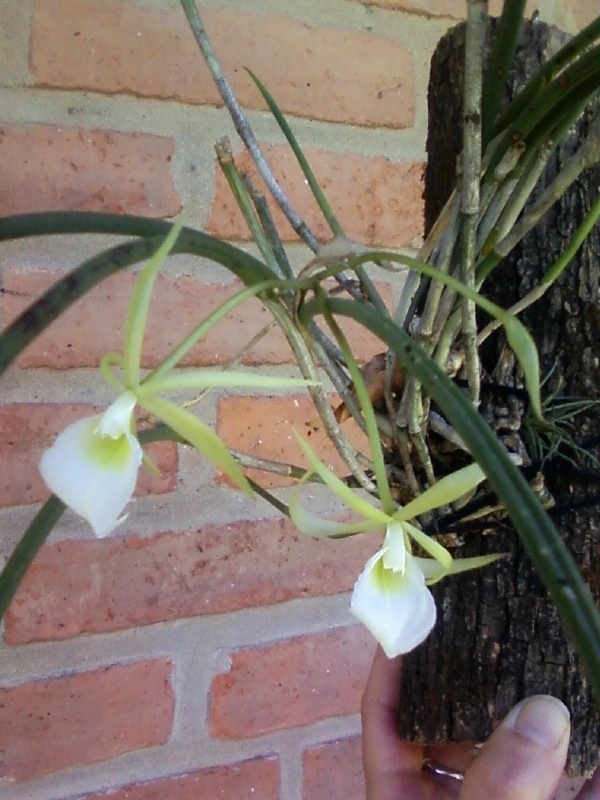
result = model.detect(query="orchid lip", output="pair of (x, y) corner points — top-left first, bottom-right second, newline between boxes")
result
(39, 393), (142, 538)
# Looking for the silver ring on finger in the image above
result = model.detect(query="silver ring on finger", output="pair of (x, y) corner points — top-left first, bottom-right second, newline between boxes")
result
(422, 758), (465, 782)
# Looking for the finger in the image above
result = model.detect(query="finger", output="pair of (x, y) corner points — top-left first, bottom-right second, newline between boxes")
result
(362, 646), (422, 775)
(577, 768), (600, 800)
(460, 695), (570, 800)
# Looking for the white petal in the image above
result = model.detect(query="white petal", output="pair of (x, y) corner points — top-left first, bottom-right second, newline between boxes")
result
(382, 519), (407, 573)
(39, 396), (142, 538)
(350, 550), (437, 657)
(97, 391), (137, 438)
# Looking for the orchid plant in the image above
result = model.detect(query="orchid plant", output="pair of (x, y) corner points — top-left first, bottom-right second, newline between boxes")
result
(0, 0), (599, 711)
(289, 304), (502, 655)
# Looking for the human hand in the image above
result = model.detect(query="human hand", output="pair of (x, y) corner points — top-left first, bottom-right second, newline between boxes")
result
(361, 645), (600, 799)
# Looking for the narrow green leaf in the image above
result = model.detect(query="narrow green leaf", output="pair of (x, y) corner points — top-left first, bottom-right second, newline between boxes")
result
(396, 463), (485, 520)
(139, 393), (252, 494)
(486, 44), (600, 179)
(502, 314), (542, 419)
(124, 215), (186, 387)
(542, 192), (600, 286)
(481, 0), (527, 147)
(491, 15), (600, 139)
(0, 496), (66, 622)
(247, 69), (344, 238)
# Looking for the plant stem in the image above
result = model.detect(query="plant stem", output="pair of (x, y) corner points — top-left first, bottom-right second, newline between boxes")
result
(460, 0), (487, 405)
(491, 113), (600, 263)
(179, 0), (319, 251)
(215, 137), (283, 276)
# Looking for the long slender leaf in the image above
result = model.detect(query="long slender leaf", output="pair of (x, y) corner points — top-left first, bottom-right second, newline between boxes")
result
(0, 496), (66, 621)
(0, 214), (276, 377)
(247, 69), (344, 238)
(246, 71), (387, 316)
(482, 0), (527, 147)
(486, 45), (600, 178)
(299, 295), (600, 699)
(491, 14), (600, 138)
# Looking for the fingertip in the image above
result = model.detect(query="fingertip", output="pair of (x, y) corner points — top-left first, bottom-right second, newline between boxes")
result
(504, 695), (570, 750)
(461, 696), (570, 800)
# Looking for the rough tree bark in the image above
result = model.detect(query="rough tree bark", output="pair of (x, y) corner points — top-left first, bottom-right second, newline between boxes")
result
(397, 19), (600, 777)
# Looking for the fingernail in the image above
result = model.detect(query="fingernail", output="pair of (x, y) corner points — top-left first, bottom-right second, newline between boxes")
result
(505, 695), (570, 750)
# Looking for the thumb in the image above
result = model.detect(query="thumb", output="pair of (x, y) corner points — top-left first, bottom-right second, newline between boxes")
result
(461, 695), (570, 800)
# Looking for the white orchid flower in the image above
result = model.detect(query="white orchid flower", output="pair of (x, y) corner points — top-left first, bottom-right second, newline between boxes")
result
(40, 392), (142, 538)
(290, 433), (502, 657)
(40, 216), (316, 537)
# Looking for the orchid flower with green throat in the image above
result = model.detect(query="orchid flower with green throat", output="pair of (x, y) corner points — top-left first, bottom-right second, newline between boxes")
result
(290, 436), (502, 657)
(40, 217), (316, 537)
(290, 305), (502, 657)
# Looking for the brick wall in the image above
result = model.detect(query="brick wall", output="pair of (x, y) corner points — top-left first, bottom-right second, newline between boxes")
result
(0, 2), (588, 799)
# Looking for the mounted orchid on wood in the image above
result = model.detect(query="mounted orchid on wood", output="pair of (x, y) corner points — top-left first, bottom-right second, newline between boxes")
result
(0, 1), (599, 758)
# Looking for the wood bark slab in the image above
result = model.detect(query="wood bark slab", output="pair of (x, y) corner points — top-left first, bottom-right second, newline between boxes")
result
(397, 19), (600, 777)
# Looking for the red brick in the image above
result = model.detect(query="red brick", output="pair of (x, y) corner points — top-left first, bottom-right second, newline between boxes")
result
(4, 518), (377, 644)
(0, 123), (180, 218)
(80, 757), (279, 800)
(0, 403), (177, 508)
(208, 145), (424, 247)
(568, 1), (598, 30)
(1, 270), (390, 369)
(30, 0), (414, 129)
(357, 0), (465, 16)
(0, 660), (173, 782)
(356, 0), (527, 16)
(209, 626), (375, 739)
(303, 737), (364, 800)
(217, 393), (372, 489)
